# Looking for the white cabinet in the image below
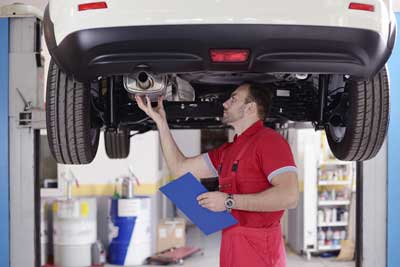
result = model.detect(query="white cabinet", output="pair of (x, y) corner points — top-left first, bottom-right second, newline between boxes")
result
(286, 128), (319, 258)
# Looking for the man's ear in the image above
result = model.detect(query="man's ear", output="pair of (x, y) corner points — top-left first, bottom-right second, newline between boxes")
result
(246, 102), (257, 115)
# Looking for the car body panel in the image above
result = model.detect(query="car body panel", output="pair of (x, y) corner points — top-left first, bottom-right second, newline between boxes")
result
(44, 0), (396, 81)
(49, 0), (391, 45)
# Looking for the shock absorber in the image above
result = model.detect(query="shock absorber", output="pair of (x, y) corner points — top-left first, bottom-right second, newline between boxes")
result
(317, 75), (329, 130)
(106, 77), (117, 129)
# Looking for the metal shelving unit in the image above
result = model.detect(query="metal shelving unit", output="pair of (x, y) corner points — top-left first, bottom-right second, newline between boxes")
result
(316, 133), (356, 253)
(318, 180), (352, 186)
(318, 245), (342, 251)
(319, 200), (351, 206)
(318, 222), (348, 227)
(286, 129), (356, 259)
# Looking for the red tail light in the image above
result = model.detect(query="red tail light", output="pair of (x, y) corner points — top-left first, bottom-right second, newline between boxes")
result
(78, 2), (108, 11)
(210, 49), (250, 63)
(349, 3), (375, 12)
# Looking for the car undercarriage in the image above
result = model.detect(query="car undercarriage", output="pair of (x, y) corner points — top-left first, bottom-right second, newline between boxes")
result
(91, 72), (321, 132)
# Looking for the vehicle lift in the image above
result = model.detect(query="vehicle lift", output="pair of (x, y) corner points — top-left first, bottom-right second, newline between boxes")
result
(0, 5), (46, 267)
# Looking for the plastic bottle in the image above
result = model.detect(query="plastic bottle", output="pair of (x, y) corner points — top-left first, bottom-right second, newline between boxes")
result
(325, 208), (332, 222)
(338, 169), (343, 181)
(319, 169), (325, 180)
(343, 211), (349, 222)
(337, 208), (344, 222)
(92, 240), (106, 265)
(333, 231), (341, 246)
(327, 171), (333, 181)
(332, 208), (337, 223)
(318, 229), (326, 246)
(321, 190), (329, 200)
(326, 227), (333, 241)
(325, 228), (333, 246)
(318, 210), (325, 224)
(331, 189), (336, 200)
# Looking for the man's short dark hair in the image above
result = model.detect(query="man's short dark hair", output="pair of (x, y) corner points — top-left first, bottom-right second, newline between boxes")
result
(243, 83), (273, 120)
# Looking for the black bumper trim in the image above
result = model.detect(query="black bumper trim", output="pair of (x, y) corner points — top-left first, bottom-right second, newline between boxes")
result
(44, 5), (395, 81)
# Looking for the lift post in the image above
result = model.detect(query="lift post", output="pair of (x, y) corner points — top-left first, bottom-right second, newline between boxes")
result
(1, 4), (45, 267)
(0, 16), (10, 267)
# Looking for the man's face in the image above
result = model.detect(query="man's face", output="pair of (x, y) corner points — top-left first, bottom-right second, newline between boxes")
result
(222, 85), (250, 124)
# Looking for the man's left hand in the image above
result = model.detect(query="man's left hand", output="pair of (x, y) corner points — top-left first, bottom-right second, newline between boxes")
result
(197, 192), (228, 212)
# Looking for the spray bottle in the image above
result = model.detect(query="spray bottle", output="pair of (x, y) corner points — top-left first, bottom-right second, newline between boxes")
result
(65, 170), (80, 200)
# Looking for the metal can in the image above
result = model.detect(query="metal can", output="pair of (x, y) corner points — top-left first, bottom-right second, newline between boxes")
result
(122, 177), (134, 199)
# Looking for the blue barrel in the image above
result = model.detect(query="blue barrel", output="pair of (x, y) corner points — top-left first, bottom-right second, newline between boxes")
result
(108, 198), (137, 265)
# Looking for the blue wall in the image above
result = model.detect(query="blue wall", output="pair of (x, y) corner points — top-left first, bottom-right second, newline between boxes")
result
(0, 18), (9, 267)
(387, 13), (400, 267)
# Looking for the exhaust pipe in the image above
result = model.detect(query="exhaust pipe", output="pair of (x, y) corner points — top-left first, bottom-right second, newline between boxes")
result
(137, 71), (153, 90)
(123, 71), (167, 97)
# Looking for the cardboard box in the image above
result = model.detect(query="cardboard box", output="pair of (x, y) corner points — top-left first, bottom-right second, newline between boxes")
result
(157, 218), (186, 252)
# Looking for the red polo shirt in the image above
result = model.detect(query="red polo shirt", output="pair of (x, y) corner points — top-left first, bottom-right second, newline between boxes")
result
(203, 120), (297, 226)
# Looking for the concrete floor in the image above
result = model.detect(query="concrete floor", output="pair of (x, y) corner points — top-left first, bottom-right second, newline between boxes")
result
(108, 225), (355, 267)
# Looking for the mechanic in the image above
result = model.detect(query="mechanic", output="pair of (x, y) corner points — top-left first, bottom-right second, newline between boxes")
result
(135, 83), (299, 267)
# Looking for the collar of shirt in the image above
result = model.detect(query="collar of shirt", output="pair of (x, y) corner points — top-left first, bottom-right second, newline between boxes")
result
(233, 120), (264, 142)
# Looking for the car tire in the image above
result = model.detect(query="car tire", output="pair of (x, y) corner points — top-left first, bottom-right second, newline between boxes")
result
(325, 66), (390, 161)
(104, 128), (130, 159)
(46, 59), (100, 164)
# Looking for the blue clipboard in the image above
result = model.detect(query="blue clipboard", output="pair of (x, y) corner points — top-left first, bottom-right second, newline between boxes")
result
(159, 172), (238, 235)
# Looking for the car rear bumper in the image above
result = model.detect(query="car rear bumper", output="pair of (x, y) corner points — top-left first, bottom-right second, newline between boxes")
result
(44, 7), (395, 82)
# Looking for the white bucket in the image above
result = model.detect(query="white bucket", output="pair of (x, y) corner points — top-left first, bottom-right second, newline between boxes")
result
(53, 198), (97, 267)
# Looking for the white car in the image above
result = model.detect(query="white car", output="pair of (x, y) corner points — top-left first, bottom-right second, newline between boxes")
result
(43, 0), (396, 164)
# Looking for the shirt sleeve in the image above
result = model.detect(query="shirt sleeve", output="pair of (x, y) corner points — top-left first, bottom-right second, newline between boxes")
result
(258, 132), (297, 183)
(202, 143), (229, 177)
